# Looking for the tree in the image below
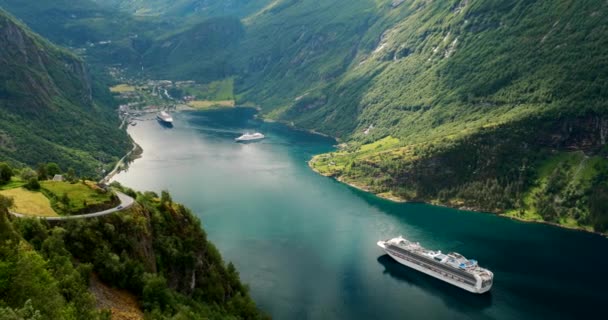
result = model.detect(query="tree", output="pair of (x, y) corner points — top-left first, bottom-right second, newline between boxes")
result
(0, 194), (14, 211)
(24, 178), (40, 191)
(160, 190), (172, 205)
(20, 168), (37, 181)
(66, 168), (76, 182)
(0, 162), (13, 184)
(46, 163), (61, 178)
(61, 193), (70, 208)
(142, 273), (173, 312)
(36, 163), (47, 180)
(590, 187), (608, 232)
(0, 299), (43, 320)
(2, 243), (65, 319)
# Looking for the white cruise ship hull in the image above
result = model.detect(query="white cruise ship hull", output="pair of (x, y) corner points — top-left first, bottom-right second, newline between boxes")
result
(235, 137), (263, 142)
(235, 133), (265, 142)
(378, 241), (491, 294)
(157, 116), (173, 123)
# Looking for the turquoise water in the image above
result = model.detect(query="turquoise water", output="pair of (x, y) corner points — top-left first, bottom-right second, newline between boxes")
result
(114, 109), (607, 319)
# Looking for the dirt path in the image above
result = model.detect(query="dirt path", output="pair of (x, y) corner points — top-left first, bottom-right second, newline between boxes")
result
(89, 274), (143, 320)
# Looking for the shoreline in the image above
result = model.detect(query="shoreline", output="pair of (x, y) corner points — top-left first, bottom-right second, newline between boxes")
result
(114, 106), (606, 238)
(258, 114), (337, 140)
(101, 138), (142, 184)
(308, 160), (608, 238)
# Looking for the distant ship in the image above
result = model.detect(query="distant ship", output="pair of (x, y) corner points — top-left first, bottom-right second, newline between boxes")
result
(156, 111), (173, 123)
(377, 236), (493, 293)
(235, 132), (265, 142)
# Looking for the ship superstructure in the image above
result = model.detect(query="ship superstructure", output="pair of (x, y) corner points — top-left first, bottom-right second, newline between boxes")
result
(157, 111), (174, 123)
(235, 132), (264, 142)
(378, 236), (493, 293)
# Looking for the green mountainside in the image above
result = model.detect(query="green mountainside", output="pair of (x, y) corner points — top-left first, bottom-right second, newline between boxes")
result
(104, 0), (608, 232)
(91, 0), (271, 19)
(0, 9), (130, 177)
(1, 0), (607, 233)
(142, 16), (246, 82)
(0, 0), (121, 45)
(234, 0), (386, 112)
(297, 0), (608, 232)
(0, 0), (172, 68)
(0, 1), (607, 317)
(0, 186), (267, 319)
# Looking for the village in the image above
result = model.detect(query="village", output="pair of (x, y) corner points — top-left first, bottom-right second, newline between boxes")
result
(107, 67), (237, 126)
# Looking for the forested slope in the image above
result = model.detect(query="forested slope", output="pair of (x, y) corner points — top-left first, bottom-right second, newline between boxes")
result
(215, 0), (608, 232)
(299, 0), (608, 232)
(0, 186), (267, 319)
(3, 0), (606, 231)
(141, 16), (246, 82)
(91, 0), (271, 19)
(0, 9), (130, 177)
(85, 0), (608, 231)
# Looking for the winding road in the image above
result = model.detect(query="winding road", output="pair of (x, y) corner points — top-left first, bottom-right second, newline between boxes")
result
(9, 191), (135, 221)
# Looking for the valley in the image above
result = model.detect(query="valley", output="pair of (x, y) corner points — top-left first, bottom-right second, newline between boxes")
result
(80, 0), (608, 233)
(109, 73), (237, 114)
(1, 0), (608, 319)
(112, 109), (608, 319)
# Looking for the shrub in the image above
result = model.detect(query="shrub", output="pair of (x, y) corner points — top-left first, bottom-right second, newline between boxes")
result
(24, 178), (40, 191)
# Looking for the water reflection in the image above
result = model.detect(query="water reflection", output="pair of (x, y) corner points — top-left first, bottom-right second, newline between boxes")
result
(235, 139), (265, 144)
(377, 255), (493, 312)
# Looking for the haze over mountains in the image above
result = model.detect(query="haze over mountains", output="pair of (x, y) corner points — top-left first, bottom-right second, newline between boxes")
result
(1, 0), (607, 226)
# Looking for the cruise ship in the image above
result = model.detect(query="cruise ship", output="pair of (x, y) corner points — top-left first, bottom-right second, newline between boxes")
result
(235, 132), (264, 142)
(377, 236), (493, 293)
(156, 111), (173, 123)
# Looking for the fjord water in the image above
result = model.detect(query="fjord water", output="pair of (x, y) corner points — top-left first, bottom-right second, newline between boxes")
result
(114, 109), (607, 319)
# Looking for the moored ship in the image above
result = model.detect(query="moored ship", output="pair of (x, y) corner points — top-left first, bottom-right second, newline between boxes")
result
(235, 132), (264, 142)
(156, 111), (174, 123)
(377, 236), (493, 293)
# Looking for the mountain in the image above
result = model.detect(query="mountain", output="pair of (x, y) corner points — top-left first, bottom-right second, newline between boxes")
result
(288, 0), (608, 232)
(0, 8), (130, 176)
(0, 0), (136, 45)
(91, 0), (271, 19)
(4, 0), (606, 231)
(0, 0), (171, 68)
(142, 16), (246, 82)
(128, 0), (608, 231)
(234, 0), (386, 112)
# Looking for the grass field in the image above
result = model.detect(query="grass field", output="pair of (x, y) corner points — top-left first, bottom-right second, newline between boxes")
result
(187, 100), (235, 110)
(183, 78), (234, 101)
(0, 188), (58, 217)
(41, 181), (113, 212)
(110, 84), (136, 93)
(0, 177), (26, 190)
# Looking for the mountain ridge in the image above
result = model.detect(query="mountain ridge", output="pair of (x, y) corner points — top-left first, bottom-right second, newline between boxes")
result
(2, 0), (606, 231)
(0, 8), (130, 176)
(63, 0), (608, 232)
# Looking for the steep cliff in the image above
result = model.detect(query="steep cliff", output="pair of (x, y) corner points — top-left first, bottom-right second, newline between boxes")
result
(0, 9), (130, 176)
